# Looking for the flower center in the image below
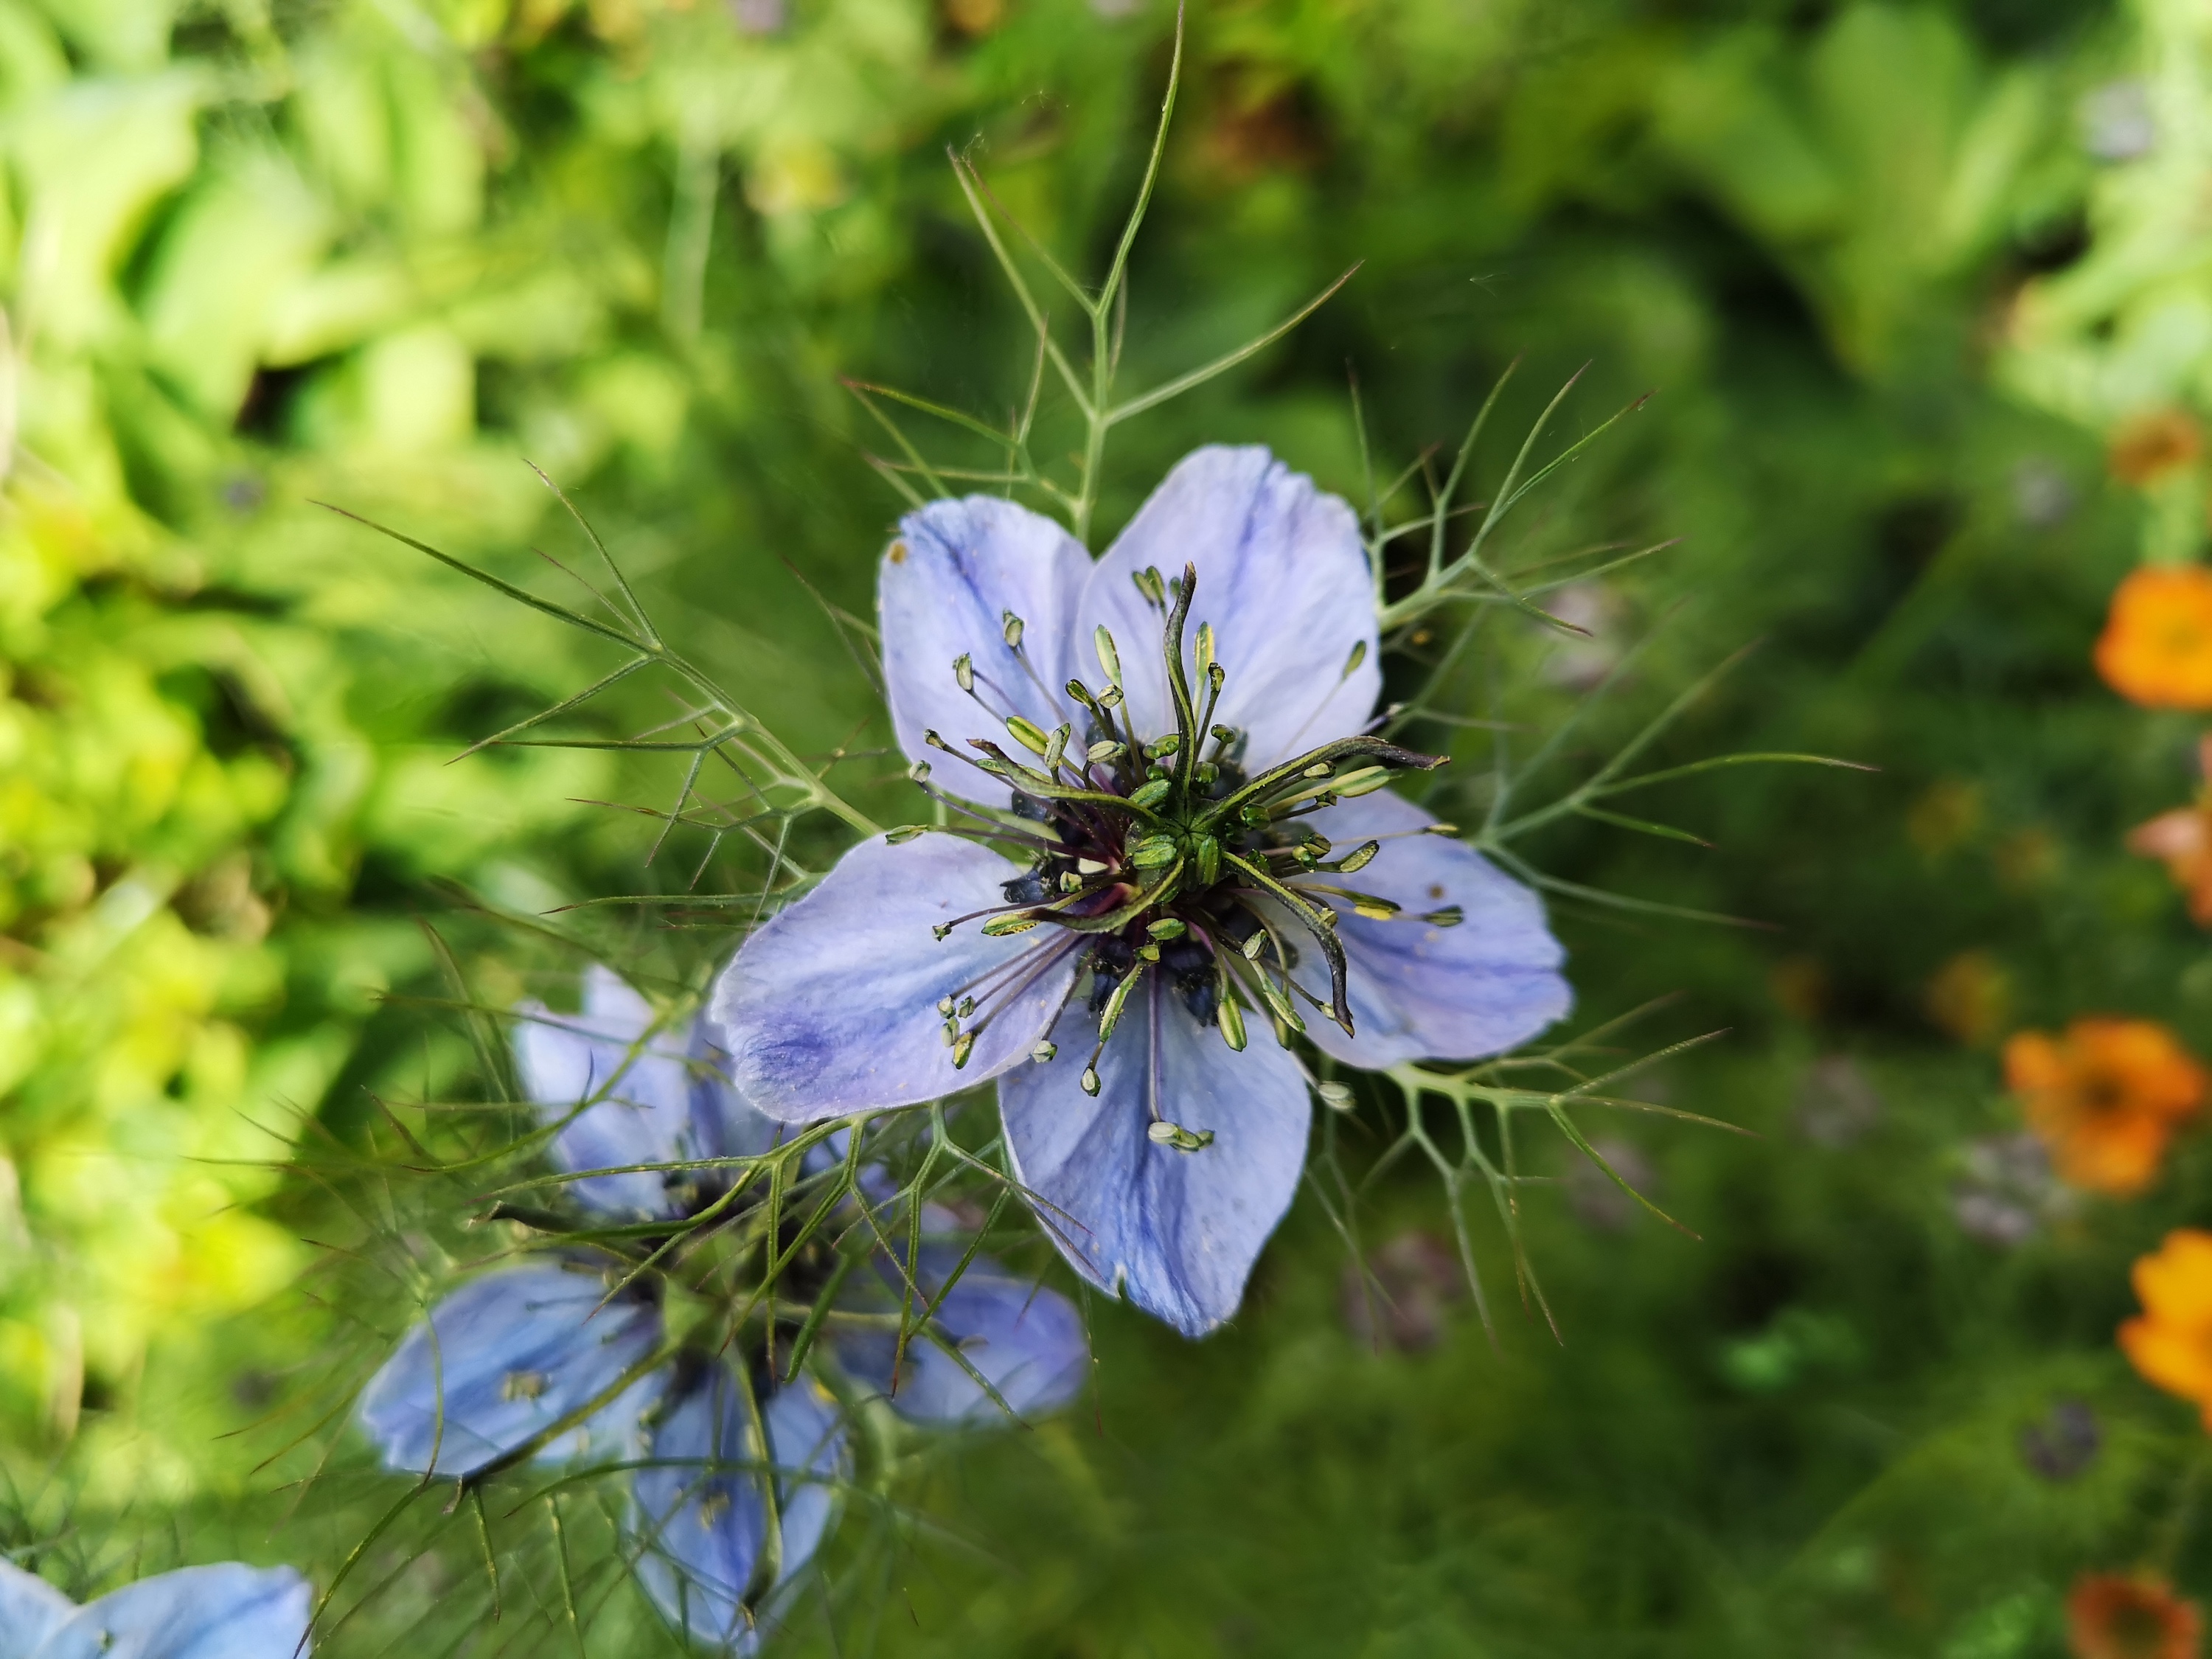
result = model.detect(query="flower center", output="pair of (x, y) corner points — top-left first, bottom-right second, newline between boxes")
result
(908, 562), (1455, 1098)
(2077, 1071), (2132, 1119)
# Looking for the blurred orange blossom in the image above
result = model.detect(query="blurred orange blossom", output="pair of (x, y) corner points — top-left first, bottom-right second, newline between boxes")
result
(2121, 1229), (2212, 1433)
(2129, 734), (2212, 925)
(2003, 1018), (2205, 1195)
(2067, 1571), (2203, 1659)
(2097, 566), (2212, 709)
(2108, 407), (2202, 488)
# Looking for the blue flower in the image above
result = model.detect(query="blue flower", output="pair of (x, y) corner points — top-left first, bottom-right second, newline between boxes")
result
(355, 967), (720, 1478)
(356, 967), (1088, 1650)
(710, 446), (1572, 1337)
(0, 1557), (310, 1658)
(629, 1359), (849, 1652)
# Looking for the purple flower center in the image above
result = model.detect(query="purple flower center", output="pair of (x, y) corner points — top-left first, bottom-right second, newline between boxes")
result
(913, 562), (1453, 1095)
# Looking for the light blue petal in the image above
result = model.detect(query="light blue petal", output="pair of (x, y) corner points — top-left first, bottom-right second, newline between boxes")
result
(711, 835), (1080, 1121)
(0, 1558), (74, 1657)
(686, 1018), (783, 1164)
(831, 1242), (1088, 1424)
(1082, 446), (1378, 771)
(630, 1366), (849, 1653)
(681, 1018), (796, 1213)
(880, 495), (1092, 790)
(998, 975), (1309, 1337)
(630, 1370), (762, 1654)
(31, 1564), (310, 1659)
(355, 1262), (663, 1476)
(1287, 791), (1571, 1067)
(759, 1379), (846, 1589)
(515, 966), (697, 1218)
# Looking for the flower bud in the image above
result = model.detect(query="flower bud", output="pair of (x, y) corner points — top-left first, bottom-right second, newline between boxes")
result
(1332, 767), (1391, 798)
(1099, 966), (1143, 1037)
(1336, 840), (1381, 874)
(1006, 716), (1051, 754)
(1147, 917), (1187, 939)
(1088, 740), (1124, 765)
(1217, 993), (1248, 1052)
(1080, 1066), (1102, 1096)
(1318, 1082), (1354, 1112)
(953, 653), (975, 692)
(1031, 1040), (1057, 1062)
(1130, 779), (1172, 810)
(1128, 834), (1179, 866)
(1194, 833), (1222, 886)
(1002, 611), (1025, 648)
(1146, 1120), (1214, 1152)
(1095, 625), (1122, 686)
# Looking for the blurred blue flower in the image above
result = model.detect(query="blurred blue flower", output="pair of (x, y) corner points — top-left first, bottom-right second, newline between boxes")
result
(712, 446), (1571, 1337)
(0, 1557), (310, 1658)
(630, 1358), (848, 1652)
(356, 968), (1086, 1649)
(355, 968), (722, 1477)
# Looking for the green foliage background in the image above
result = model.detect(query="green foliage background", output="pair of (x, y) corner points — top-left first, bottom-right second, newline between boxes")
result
(10, 0), (2212, 1652)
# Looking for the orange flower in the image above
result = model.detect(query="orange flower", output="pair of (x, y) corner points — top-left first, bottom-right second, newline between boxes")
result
(2068, 1571), (2203, 1659)
(2121, 1229), (2212, 1431)
(2109, 408), (2203, 487)
(2003, 1018), (2206, 1194)
(2097, 566), (2212, 709)
(2129, 735), (2212, 925)
(940, 0), (1003, 34)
